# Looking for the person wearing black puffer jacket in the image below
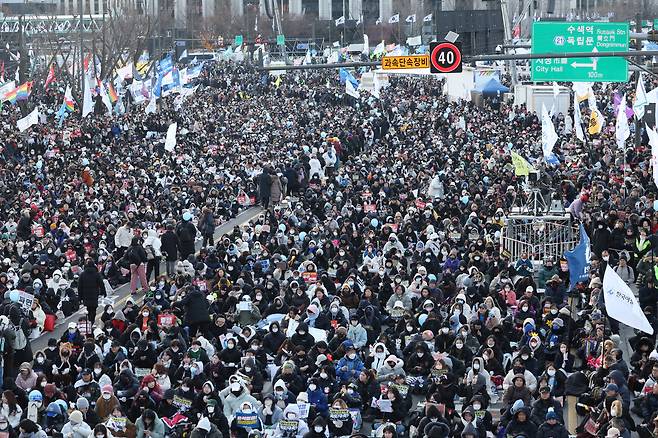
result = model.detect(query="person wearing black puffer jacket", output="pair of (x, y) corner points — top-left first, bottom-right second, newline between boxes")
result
(126, 238), (148, 295)
(78, 259), (105, 322)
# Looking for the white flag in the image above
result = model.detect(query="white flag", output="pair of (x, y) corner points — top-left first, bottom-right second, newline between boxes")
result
(82, 75), (94, 118)
(423, 14), (432, 22)
(100, 83), (113, 113)
(164, 122), (177, 152)
(335, 16), (345, 26)
(634, 72), (648, 120)
(552, 81), (560, 99)
(615, 94), (630, 149)
(587, 85), (597, 110)
(388, 14), (399, 24)
(16, 107), (39, 132)
(116, 62), (132, 80)
(362, 34), (369, 55)
(573, 99), (585, 142)
(178, 49), (188, 61)
(541, 103), (558, 158)
(346, 80), (360, 99)
(603, 264), (654, 334)
(648, 124), (658, 188)
(303, 50), (312, 65)
(373, 41), (385, 56)
(145, 92), (156, 114)
(405, 14), (416, 23)
(371, 73), (381, 99)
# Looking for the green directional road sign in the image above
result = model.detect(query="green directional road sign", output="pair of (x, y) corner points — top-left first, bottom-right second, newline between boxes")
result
(531, 22), (629, 82)
(234, 35), (243, 46)
(276, 34), (285, 46)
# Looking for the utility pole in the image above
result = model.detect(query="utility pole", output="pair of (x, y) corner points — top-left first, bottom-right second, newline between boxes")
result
(78, 0), (85, 98)
(500, 0), (518, 86)
(271, 0), (287, 63)
(635, 13), (642, 148)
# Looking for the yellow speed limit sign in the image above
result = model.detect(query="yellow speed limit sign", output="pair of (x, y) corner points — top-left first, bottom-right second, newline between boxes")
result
(381, 55), (430, 70)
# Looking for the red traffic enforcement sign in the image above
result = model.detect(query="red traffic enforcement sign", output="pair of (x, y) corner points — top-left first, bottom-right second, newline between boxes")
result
(429, 41), (462, 73)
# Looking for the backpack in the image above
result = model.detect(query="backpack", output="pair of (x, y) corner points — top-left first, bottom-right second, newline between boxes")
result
(145, 244), (156, 261)
(11, 322), (27, 350)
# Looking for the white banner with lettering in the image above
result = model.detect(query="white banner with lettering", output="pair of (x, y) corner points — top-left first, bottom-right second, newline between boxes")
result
(603, 264), (654, 334)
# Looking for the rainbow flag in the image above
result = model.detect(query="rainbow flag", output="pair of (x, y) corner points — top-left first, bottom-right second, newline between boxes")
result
(5, 88), (17, 104)
(16, 81), (32, 101)
(107, 82), (118, 103)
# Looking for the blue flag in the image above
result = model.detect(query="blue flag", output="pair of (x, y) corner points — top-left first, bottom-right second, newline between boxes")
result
(158, 54), (174, 75)
(339, 68), (359, 88)
(153, 74), (163, 98)
(564, 223), (591, 290)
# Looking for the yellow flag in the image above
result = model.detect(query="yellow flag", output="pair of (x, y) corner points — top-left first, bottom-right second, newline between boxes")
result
(274, 75), (282, 88)
(588, 108), (604, 135)
(511, 151), (534, 176)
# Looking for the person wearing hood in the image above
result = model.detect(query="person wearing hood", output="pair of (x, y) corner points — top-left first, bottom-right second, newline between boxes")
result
(14, 363), (36, 391)
(335, 343), (364, 383)
(405, 343), (432, 392)
(365, 342), (389, 371)
(222, 380), (260, 420)
(78, 259), (105, 322)
(347, 315), (368, 350)
(305, 304), (330, 331)
(608, 370), (631, 409)
(135, 409), (164, 438)
(60, 410), (92, 438)
(503, 374), (532, 410)
(305, 377), (328, 418)
(536, 410), (569, 438)
(506, 407), (537, 438)
(231, 400), (264, 434)
(259, 395), (284, 428)
(290, 323), (315, 351)
(114, 368), (139, 406)
(200, 399), (229, 437)
(263, 321), (285, 355)
(452, 406), (487, 438)
(273, 403), (309, 438)
(303, 416), (328, 438)
(416, 404), (450, 438)
(190, 416), (222, 438)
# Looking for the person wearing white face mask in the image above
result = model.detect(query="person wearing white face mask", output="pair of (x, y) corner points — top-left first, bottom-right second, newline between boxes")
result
(95, 385), (120, 421)
(307, 417), (328, 438)
(335, 343), (365, 384)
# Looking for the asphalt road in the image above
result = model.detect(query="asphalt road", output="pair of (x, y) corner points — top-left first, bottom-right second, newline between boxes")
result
(30, 206), (263, 352)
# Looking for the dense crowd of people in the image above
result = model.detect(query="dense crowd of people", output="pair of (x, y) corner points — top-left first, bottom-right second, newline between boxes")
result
(0, 56), (657, 438)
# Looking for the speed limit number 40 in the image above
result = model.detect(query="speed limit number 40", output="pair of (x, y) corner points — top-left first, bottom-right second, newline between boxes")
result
(429, 41), (462, 74)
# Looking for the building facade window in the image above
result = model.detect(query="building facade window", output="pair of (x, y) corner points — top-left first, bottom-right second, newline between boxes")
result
(301, 0), (318, 17)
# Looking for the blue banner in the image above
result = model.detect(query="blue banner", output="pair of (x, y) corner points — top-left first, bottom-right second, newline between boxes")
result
(564, 223), (591, 289)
